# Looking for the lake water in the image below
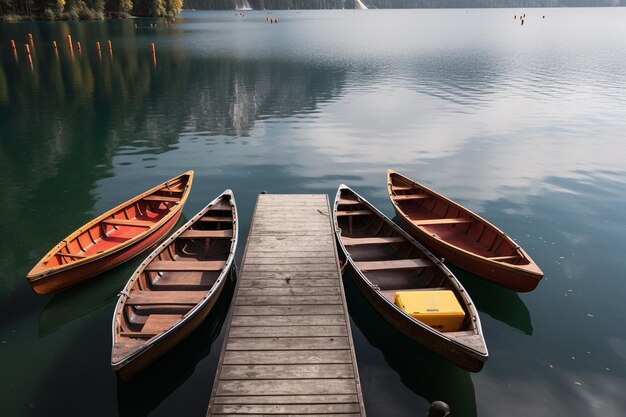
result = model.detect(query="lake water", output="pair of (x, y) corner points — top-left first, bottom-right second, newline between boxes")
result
(1, 8), (626, 417)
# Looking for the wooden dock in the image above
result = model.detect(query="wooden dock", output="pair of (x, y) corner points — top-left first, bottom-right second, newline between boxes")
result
(207, 194), (366, 416)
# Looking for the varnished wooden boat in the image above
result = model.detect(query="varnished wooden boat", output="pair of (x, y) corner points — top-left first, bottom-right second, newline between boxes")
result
(333, 185), (488, 372)
(387, 170), (543, 292)
(111, 190), (238, 380)
(27, 172), (194, 295)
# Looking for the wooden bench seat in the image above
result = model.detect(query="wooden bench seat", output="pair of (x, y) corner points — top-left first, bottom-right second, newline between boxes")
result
(143, 195), (179, 203)
(336, 210), (371, 217)
(391, 185), (414, 191)
(355, 258), (434, 272)
(56, 252), (86, 259)
(145, 260), (227, 272)
(199, 216), (232, 223)
(338, 197), (361, 205)
(120, 314), (183, 338)
(103, 218), (154, 227)
(413, 218), (475, 226)
(392, 194), (431, 201)
(179, 229), (233, 239)
(488, 255), (519, 261)
(343, 236), (405, 246)
(126, 290), (205, 306)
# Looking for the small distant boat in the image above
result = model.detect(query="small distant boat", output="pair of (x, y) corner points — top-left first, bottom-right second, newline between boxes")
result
(333, 185), (488, 372)
(27, 172), (194, 295)
(111, 190), (238, 380)
(387, 170), (543, 292)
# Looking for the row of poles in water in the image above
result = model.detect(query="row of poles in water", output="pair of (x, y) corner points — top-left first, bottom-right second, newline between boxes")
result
(8, 20), (176, 70)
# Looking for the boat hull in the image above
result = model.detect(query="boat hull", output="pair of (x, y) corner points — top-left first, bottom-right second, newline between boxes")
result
(29, 212), (182, 295)
(393, 208), (541, 292)
(345, 261), (486, 372)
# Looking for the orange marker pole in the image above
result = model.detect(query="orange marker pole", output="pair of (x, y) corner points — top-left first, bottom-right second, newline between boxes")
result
(28, 33), (34, 48)
(24, 44), (33, 69)
(67, 35), (74, 53)
(151, 42), (156, 66)
(108, 40), (113, 58)
(52, 40), (58, 58)
(11, 40), (18, 61)
(77, 41), (82, 53)
(96, 41), (102, 60)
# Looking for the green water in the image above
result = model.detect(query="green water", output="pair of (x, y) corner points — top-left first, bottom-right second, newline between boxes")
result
(1, 9), (626, 417)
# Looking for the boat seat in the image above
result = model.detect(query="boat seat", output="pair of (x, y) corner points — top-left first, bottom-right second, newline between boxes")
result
(336, 210), (371, 217)
(391, 185), (414, 191)
(199, 216), (232, 223)
(413, 218), (475, 226)
(103, 218), (154, 227)
(145, 260), (226, 272)
(355, 258), (434, 272)
(179, 229), (233, 239)
(126, 290), (205, 305)
(380, 287), (450, 302)
(56, 252), (86, 259)
(120, 314), (182, 338)
(488, 255), (519, 261)
(210, 201), (232, 211)
(343, 236), (405, 245)
(143, 195), (179, 202)
(392, 194), (431, 201)
(338, 197), (360, 205)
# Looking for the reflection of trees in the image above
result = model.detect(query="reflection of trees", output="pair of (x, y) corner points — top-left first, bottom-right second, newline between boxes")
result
(0, 19), (348, 299)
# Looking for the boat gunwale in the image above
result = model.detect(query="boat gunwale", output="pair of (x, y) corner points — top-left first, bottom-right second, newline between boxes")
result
(386, 169), (542, 277)
(111, 189), (238, 369)
(27, 171), (194, 281)
(333, 184), (487, 359)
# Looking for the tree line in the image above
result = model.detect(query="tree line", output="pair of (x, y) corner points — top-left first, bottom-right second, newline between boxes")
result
(0, 0), (183, 20)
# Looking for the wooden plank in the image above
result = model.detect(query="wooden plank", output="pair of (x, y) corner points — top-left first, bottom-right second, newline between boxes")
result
(242, 264), (337, 272)
(141, 314), (182, 333)
(145, 260), (226, 271)
(222, 350), (353, 365)
(231, 315), (346, 327)
(199, 216), (232, 222)
(211, 403), (360, 414)
(229, 326), (347, 338)
(342, 236), (405, 246)
(243, 257), (337, 265)
(56, 252), (86, 259)
(245, 251), (334, 257)
(237, 287), (340, 296)
(413, 217), (475, 226)
(239, 272), (338, 280)
(126, 290), (204, 305)
(354, 258), (433, 272)
(143, 195), (179, 202)
(489, 255), (519, 261)
(213, 395), (359, 404)
(235, 295), (342, 306)
(220, 363), (354, 380)
(179, 229), (233, 239)
(239, 279), (339, 288)
(392, 194), (431, 201)
(335, 210), (371, 217)
(227, 337), (350, 351)
(102, 218), (153, 227)
(233, 305), (344, 316)
(216, 379), (357, 396)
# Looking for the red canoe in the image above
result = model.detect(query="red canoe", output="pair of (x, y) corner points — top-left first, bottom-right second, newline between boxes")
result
(27, 171), (194, 295)
(387, 170), (543, 292)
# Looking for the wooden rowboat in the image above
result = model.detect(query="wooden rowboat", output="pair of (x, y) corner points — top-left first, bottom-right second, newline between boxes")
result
(387, 170), (543, 292)
(111, 190), (238, 380)
(333, 185), (488, 372)
(27, 172), (194, 295)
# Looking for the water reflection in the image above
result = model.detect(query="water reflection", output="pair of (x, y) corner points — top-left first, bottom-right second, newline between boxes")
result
(116, 269), (235, 417)
(451, 267), (533, 335)
(38, 259), (142, 337)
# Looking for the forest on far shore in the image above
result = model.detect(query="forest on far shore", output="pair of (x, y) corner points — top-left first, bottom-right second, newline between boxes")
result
(0, 0), (183, 21)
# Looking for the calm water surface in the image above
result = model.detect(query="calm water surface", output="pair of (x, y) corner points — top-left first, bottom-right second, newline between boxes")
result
(1, 8), (626, 417)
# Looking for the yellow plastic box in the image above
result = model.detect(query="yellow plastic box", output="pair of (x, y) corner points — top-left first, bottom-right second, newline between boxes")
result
(394, 290), (465, 332)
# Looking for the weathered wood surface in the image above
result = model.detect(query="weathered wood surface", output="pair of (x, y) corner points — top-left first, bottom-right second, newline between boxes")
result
(207, 194), (365, 416)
